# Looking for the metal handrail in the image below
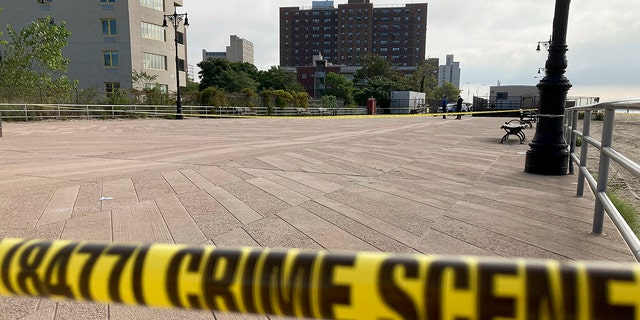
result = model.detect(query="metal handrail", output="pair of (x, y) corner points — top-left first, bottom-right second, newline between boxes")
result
(0, 104), (368, 120)
(565, 98), (640, 261)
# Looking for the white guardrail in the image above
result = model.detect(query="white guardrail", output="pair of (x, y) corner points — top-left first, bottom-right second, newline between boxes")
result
(565, 98), (640, 261)
(0, 104), (368, 120)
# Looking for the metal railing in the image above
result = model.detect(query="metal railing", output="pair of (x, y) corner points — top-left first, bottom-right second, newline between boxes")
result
(0, 104), (367, 120)
(565, 98), (640, 261)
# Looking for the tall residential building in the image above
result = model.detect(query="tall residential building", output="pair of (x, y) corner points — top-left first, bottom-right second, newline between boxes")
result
(0, 0), (188, 96)
(202, 35), (254, 64)
(438, 54), (461, 88)
(227, 35), (254, 64)
(280, 0), (428, 67)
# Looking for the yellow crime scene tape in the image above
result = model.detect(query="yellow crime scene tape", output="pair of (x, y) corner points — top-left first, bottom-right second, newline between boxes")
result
(1, 238), (639, 319)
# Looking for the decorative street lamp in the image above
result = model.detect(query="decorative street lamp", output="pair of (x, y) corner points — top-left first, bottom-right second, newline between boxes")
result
(525, 0), (572, 175)
(163, 5), (189, 120)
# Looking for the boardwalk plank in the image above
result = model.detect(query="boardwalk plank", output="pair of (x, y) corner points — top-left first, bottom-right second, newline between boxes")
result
(155, 194), (207, 245)
(205, 186), (262, 224)
(247, 177), (310, 206)
(276, 206), (377, 252)
(162, 170), (200, 194)
(101, 178), (138, 210)
(36, 185), (80, 227)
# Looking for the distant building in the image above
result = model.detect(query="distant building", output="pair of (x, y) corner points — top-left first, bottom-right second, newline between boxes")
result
(280, 0), (428, 67)
(489, 85), (539, 110)
(438, 54), (461, 88)
(295, 53), (417, 98)
(202, 35), (254, 64)
(296, 54), (340, 98)
(227, 35), (254, 64)
(0, 0), (188, 96)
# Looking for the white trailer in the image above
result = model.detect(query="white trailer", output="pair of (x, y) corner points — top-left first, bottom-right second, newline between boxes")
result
(389, 91), (426, 114)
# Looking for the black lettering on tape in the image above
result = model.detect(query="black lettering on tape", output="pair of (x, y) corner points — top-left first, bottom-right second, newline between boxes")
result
(283, 252), (316, 317)
(318, 254), (355, 319)
(258, 251), (287, 315)
(77, 243), (108, 301)
(167, 247), (204, 308)
(131, 246), (148, 305)
(258, 251), (316, 317)
(105, 245), (136, 303)
(379, 257), (419, 320)
(478, 261), (517, 319)
(43, 242), (78, 297)
(17, 241), (51, 295)
(203, 249), (240, 311)
(525, 263), (565, 320)
(589, 266), (636, 320)
(425, 259), (471, 320)
(1, 239), (28, 294)
(559, 265), (578, 320)
(240, 249), (260, 314)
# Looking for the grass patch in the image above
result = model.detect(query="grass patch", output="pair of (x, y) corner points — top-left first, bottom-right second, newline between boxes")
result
(607, 189), (640, 237)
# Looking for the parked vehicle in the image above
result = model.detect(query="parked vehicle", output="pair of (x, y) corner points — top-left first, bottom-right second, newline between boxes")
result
(442, 103), (470, 112)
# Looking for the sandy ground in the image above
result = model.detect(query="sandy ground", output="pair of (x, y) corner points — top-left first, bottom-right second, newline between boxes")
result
(576, 113), (640, 216)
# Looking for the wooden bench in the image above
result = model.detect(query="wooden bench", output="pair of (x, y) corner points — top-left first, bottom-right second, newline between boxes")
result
(519, 111), (537, 128)
(500, 120), (528, 144)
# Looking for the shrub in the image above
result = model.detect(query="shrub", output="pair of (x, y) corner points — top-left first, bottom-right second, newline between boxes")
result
(593, 111), (605, 121)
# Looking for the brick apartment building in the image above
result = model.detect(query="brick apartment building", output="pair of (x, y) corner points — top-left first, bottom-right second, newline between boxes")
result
(280, 0), (428, 68)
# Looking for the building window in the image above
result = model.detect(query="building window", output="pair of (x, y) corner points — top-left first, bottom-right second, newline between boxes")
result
(103, 50), (119, 67)
(144, 83), (167, 94)
(101, 19), (117, 36)
(176, 31), (185, 45)
(105, 82), (120, 96)
(496, 92), (509, 100)
(38, 0), (53, 3)
(143, 52), (167, 70)
(140, 0), (163, 11)
(101, 0), (115, 2)
(141, 21), (164, 41)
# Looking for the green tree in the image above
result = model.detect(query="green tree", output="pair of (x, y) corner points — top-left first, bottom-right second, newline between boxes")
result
(220, 69), (258, 93)
(197, 58), (231, 91)
(353, 54), (397, 84)
(432, 82), (462, 103)
(291, 91), (309, 109)
(352, 54), (413, 108)
(411, 58), (439, 97)
(354, 76), (403, 108)
(197, 59), (262, 94)
(238, 88), (259, 109)
(258, 66), (304, 92)
(201, 87), (228, 106)
(0, 6), (4, 42)
(0, 16), (76, 103)
(230, 62), (259, 81)
(130, 70), (158, 103)
(325, 72), (355, 106)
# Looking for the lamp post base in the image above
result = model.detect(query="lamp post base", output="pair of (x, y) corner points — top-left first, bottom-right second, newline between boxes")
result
(524, 145), (569, 175)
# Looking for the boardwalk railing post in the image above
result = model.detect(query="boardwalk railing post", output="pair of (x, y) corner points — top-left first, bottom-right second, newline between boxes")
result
(576, 110), (592, 197)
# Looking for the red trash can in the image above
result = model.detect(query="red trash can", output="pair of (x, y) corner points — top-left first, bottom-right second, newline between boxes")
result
(367, 98), (377, 115)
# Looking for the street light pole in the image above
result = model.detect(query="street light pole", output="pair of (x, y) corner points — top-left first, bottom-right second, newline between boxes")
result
(524, 0), (572, 175)
(163, 6), (189, 120)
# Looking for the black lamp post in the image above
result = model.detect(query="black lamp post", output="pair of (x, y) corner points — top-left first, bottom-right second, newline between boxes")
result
(163, 6), (189, 120)
(525, 0), (572, 175)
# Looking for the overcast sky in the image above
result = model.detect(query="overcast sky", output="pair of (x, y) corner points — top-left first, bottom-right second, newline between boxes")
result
(183, 0), (639, 102)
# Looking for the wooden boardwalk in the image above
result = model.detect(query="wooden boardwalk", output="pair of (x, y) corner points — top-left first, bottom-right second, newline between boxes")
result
(0, 115), (634, 319)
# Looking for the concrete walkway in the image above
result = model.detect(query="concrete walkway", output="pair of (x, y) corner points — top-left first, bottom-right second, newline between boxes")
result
(0, 115), (634, 319)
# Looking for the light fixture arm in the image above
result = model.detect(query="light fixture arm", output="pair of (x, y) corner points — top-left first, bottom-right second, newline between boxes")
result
(536, 35), (552, 52)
